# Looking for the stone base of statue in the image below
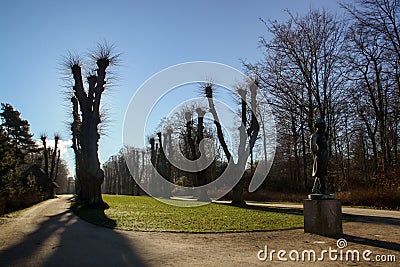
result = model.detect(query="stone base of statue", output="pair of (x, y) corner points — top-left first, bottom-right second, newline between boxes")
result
(303, 199), (342, 237)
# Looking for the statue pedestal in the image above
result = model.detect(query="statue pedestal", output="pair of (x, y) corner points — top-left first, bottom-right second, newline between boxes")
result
(303, 199), (342, 237)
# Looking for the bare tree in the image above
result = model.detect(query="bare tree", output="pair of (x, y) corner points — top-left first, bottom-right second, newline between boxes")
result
(65, 42), (119, 207)
(245, 8), (347, 190)
(102, 147), (141, 195)
(204, 82), (259, 205)
(341, 0), (400, 97)
(342, 0), (400, 179)
(49, 134), (60, 197)
(40, 134), (49, 181)
(39, 133), (60, 198)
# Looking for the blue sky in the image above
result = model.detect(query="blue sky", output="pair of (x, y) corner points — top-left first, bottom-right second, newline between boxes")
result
(0, 0), (347, 175)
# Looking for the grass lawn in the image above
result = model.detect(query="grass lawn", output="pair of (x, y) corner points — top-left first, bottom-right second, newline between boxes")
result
(72, 194), (303, 232)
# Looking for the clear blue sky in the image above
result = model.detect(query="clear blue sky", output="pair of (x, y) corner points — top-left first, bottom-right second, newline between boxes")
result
(0, 0), (347, 175)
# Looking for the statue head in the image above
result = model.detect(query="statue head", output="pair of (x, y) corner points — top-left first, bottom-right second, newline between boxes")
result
(314, 118), (326, 131)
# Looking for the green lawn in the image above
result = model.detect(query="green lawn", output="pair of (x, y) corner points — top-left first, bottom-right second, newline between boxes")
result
(72, 194), (303, 232)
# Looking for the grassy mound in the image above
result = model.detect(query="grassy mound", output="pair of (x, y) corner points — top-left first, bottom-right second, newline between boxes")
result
(73, 194), (303, 233)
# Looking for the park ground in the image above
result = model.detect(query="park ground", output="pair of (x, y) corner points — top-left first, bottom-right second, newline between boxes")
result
(0, 195), (399, 266)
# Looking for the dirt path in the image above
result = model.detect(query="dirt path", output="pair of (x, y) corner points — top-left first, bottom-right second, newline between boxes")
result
(0, 195), (398, 267)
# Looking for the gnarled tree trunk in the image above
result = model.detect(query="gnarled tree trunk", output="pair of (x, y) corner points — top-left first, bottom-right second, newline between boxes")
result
(68, 44), (117, 208)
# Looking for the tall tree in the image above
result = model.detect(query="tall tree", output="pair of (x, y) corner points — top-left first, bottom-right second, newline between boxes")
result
(245, 8), (347, 190)
(65, 42), (119, 207)
(342, 0), (400, 98)
(40, 134), (61, 197)
(40, 134), (49, 182)
(342, 0), (400, 179)
(49, 134), (60, 197)
(55, 159), (70, 194)
(204, 82), (259, 205)
(0, 103), (37, 165)
(0, 125), (15, 189)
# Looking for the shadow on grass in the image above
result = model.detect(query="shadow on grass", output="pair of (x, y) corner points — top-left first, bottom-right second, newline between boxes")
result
(71, 200), (116, 229)
(223, 201), (399, 227)
(217, 202), (304, 216)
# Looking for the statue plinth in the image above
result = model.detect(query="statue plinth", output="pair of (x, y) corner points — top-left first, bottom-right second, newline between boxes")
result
(303, 199), (342, 237)
(308, 193), (335, 200)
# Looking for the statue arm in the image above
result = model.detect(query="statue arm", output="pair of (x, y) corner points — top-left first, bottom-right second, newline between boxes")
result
(310, 134), (318, 156)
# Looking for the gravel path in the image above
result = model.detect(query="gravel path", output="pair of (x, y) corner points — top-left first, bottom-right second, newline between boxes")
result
(0, 195), (398, 266)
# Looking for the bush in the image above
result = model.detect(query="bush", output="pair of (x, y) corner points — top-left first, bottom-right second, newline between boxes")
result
(0, 194), (6, 215)
(5, 189), (42, 212)
(0, 174), (45, 215)
(238, 187), (400, 209)
(174, 176), (193, 187)
(172, 176), (195, 196)
(337, 189), (400, 209)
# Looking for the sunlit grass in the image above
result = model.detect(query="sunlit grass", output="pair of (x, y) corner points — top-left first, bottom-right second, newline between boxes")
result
(73, 194), (303, 233)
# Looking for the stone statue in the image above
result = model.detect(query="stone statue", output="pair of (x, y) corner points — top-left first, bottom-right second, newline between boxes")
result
(310, 118), (332, 198)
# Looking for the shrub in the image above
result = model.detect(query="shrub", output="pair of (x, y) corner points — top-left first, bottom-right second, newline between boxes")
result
(337, 189), (400, 209)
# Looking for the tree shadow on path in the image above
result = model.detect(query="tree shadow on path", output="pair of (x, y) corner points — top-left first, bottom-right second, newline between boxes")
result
(341, 213), (400, 253)
(220, 201), (400, 253)
(0, 197), (148, 267)
(341, 234), (400, 252)
(343, 213), (400, 226)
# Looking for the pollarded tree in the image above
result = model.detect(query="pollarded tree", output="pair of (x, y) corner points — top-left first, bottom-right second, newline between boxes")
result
(204, 82), (260, 206)
(65, 42), (119, 207)
(39, 133), (60, 198)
